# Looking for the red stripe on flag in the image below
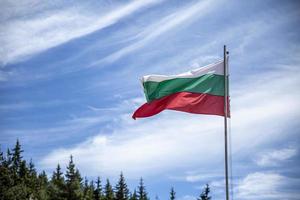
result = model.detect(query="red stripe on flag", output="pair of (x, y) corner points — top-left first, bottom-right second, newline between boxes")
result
(132, 92), (230, 119)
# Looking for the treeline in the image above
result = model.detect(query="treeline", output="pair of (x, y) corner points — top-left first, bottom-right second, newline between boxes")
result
(0, 140), (211, 200)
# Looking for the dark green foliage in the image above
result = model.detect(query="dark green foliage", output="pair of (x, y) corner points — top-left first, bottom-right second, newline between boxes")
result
(35, 171), (49, 200)
(198, 184), (211, 200)
(12, 139), (23, 182)
(0, 147), (3, 161)
(6, 149), (12, 166)
(49, 164), (66, 200)
(0, 150), (12, 199)
(170, 187), (175, 200)
(94, 177), (102, 200)
(27, 159), (38, 198)
(0, 140), (215, 200)
(137, 178), (148, 200)
(0, 141), (31, 200)
(19, 160), (28, 179)
(104, 179), (114, 200)
(129, 190), (138, 200)
(5, 183), (29, 200)
(115, 172), (129, 200)
(65, 155), (83, 200)
(83, 178), (95, 200)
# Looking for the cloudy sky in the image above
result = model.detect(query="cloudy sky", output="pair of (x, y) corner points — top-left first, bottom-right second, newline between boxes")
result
(1, 0), (300, 199)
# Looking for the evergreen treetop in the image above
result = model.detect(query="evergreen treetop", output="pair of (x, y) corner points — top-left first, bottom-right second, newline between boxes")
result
(94, 176), (102, 200)
(198, 184), (211, 200)
(65, 155), (83, 200)
(170, 187), (176, 200)
(115, 172), (129, 200)
(129, 189), (138, 200)
(104, 179), (114, 200)
(138, 178), (148, 200)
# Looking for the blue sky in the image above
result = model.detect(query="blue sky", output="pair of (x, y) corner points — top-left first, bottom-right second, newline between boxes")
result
(1, 0), (300, 199)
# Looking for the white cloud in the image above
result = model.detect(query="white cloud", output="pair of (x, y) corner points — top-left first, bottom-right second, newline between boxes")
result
(172, 172), (222, 183)
(236, 172), (300, 200)
(39, 65), (300, 178)
(186, 174), (210, 183)
(255, 147), (297, 167)
(178, 195), (197, 200)
(0, 0), (162, 65)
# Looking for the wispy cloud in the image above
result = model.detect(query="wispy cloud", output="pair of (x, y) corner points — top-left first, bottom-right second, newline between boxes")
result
(185, 174), (220, 183)
(178, 195), (197, 200)
(93, 0), (223, 65)
(0, 100), (70, 111)
(236, 172), (300, 200)
(169, 171), (222, 183)
(1, 114), (109, 145)
(255, 147), (297, 167)
(0, 0), (162, 65)
(87, 105), (118, 112)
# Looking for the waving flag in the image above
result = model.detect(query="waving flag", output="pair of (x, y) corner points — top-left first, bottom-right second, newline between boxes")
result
(132, 60), (229, 119)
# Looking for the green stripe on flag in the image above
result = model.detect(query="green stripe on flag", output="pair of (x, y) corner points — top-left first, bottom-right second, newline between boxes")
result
(143, 74), (225, 102)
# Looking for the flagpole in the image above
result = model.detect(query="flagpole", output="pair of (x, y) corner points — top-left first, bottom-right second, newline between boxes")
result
(224, 45), (229, 200)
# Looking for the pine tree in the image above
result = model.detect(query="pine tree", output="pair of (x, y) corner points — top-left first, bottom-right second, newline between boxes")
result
(35, 170), (49, 200)
(137, 178), (148, 200)
(12, 140), (23, 166)
(94, 177), (102, 200)
(19, 160), (28, 180)
(89, 180), (95, 200)
(129, 190), (138, 200)
(28, 159), (37, 179)
(65, 155), (83, 200)
(11, 139), (23, 183)
(198, 184), (211, 200)
(104, 179), (114, 200)
(49, 164), (66, 200)
(53, 164), (64, 183)
(27, 159), (38, 199)
(0, 149), (13, 200)
(39, 171), (48, 186)
(115, 172), (129, 200)
(83, 178), (95, 200)
(5, 149), (12, 169)
(170, 187), (175, 200)
(5, 141), (31, 200)
(4, 182), (29, 200)
(0, 147), (3, 165)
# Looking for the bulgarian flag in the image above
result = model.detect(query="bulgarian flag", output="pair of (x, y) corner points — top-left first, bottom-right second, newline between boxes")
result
(132, 60), (230, 119)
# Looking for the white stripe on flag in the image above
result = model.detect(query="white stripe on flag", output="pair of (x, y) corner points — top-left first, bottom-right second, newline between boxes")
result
(142, 60), (224, 83)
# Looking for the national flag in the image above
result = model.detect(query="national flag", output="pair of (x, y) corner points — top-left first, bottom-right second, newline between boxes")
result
(132, 60), (229, 119)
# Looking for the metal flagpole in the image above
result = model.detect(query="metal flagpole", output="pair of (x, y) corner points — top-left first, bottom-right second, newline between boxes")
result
(223, 45), (229, 200)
